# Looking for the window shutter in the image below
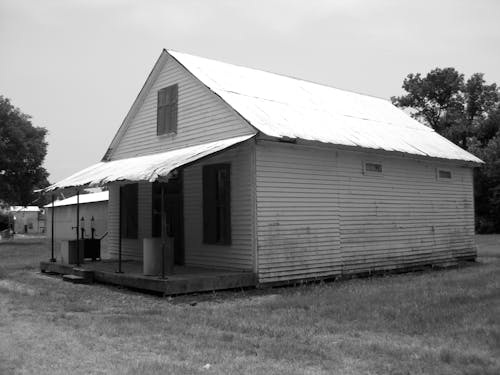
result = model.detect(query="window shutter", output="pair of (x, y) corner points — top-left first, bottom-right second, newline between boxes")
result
(157, 85), (178, 135)
(203, 166), (217, 243)
(167, 85), (178, 133)
(221, 166), (231, 244)
(157, 90), (166, 135)
(120, 184), (138, 239)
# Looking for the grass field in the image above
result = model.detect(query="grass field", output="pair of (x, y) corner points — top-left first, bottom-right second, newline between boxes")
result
(0, 236), (499, 374)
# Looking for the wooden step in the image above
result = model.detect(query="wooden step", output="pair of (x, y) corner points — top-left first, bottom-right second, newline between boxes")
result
(72, 268), (95, 282)
(62, 274), (91, 284)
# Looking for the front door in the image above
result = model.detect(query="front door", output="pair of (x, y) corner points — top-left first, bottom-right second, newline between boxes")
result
(152, 172), (185, 265)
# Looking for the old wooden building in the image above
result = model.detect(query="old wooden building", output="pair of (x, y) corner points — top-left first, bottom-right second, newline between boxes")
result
(43, 50), (481, 288)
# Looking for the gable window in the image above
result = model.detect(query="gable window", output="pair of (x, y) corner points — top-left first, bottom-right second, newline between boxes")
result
(157, 84), (178, 135)
(203, 164), (231, 245)
(437, 169), (452, 180)
(120, 183), (138, 239)
(363, 161), (383, 175)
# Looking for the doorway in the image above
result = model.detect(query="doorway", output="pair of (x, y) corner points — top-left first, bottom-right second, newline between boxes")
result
(152, 171), (185, 265)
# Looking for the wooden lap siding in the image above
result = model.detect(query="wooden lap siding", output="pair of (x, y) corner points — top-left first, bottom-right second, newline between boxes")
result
(111, 54), (255, 160)
(183, 142), (254, 270)
(108, 182), (151, 261)
(337, 152), (474, 275)
(255, 141), (475, 284)
(106, 53), (256, 265)
(255, 142), (342, 283)
(107, 144), (254, 269)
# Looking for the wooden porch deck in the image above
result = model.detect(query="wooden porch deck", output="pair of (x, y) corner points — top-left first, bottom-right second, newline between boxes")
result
(40, 260), (256, 295)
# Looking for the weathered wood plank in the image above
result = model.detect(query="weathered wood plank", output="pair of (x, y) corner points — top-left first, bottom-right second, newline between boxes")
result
(255, 141), (475, 284)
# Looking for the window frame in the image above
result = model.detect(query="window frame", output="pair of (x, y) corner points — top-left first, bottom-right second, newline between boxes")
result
(202, 163), (231, 245)
(362, 160), (384, 176)
(436, 168), (453, 181)
(157, 84), (178, 136)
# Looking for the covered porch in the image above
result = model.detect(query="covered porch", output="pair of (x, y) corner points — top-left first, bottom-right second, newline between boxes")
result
(41, 135), (256, 295)
(40, 259), (255, 295)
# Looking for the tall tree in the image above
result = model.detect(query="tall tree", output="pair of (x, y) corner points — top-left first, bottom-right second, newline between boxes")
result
(0, 96), (49, 205)
(469, 124), (500, 232)
(392, 68), (498, 149)
(392, 69), (500, 232)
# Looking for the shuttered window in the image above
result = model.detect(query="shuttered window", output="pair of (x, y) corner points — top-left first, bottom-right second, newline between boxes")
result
(203, 164), (231, 245)
(120, 183), (138, 239)
(157, 84), (178, 135)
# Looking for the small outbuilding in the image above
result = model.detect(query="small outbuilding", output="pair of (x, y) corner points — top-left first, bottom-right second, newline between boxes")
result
(10, 206), (44, 234)
(44, 191), (109, 257)
(42, 50), (482, 292)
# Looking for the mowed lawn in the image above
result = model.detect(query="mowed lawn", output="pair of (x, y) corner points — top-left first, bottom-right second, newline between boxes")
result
(0, 237), (499, 375)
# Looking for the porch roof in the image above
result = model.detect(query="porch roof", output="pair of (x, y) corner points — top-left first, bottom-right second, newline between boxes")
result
(43, 135), (253, 192)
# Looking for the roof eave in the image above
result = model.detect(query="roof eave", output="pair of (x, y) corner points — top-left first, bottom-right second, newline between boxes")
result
(256, 134), (483, 167)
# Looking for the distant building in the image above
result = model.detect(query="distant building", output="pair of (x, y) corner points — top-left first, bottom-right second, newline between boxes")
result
(10, 206), (44, 234)
(44, 191), (109, 256)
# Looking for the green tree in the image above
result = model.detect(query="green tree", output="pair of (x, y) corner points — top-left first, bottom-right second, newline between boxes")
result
(392, 68), (498, 149)
(392, 69), (500, 232)
(469, 124), (500, 232)
(0, 96), (49, 205)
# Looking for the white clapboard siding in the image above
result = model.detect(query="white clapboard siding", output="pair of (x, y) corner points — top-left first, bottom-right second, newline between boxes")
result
(183, 142), (254, 270)
(255, 141), (475, 283)
(255, 141), (342, 283)
(107, 184), (119, 258)
(111, 54), (255, 160)
(337, 150), (474, 275)
(107, 182), (151, 261)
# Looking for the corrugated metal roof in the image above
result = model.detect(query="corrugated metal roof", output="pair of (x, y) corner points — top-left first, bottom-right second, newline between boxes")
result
(44, 135), (253, 192)
(44, 191), (109, 208)
(169, 50), (482, 164)
(10, 206), (40, 212)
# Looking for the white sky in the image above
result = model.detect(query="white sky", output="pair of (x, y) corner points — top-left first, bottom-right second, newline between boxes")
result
(1, 0), (499, 183)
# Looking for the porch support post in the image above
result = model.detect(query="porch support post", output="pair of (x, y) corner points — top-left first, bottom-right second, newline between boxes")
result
(50, 194), (56, 262)
(116, 186), (123, 273)
(161, 183), (166, 279)
(160, 182), (174, 279)
(76, 190), (80, 267)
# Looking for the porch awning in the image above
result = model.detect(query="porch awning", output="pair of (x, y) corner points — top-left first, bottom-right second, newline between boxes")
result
(44, 134), (254, 192)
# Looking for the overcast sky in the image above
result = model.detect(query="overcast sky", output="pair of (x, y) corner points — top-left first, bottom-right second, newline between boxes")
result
(1, 0), (499, 183)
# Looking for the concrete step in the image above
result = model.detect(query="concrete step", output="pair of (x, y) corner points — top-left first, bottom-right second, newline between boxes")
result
(62, 274), (91, 284)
